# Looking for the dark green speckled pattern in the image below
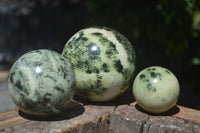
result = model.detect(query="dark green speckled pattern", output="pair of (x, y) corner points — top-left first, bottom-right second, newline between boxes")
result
(133, 66), (180, 113)
(62, 27), (136, 101)
(8, 49), (75, 116)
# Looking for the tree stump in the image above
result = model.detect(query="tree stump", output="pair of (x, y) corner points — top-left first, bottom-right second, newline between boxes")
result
(0, 100), (200, 133)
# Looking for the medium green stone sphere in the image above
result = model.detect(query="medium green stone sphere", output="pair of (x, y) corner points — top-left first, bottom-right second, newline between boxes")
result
(62, 27), (136, 102)
(133, 66), (180, 113)
(8, 49), (75, 117)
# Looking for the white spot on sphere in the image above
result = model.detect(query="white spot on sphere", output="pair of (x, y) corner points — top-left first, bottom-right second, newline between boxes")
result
(133, 66), (180, 114)
(153, 79), (158, 83)
(90, 45), (98, 51)
(35, 66), (42, 73)
(62, 27), (136, 102)
(8, 49), (75, 117)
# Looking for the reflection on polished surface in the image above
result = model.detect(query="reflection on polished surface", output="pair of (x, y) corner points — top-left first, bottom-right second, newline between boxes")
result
(133, 66), (180, 114)
(88, 43), (100, 60)
(90, 44), (98, 51)
(8, 49), (75, 116)
(62, 27), (136, 102)
(88, 43), (100, 53)
(153, 79), (158, 83)
(35, 66), (42, 74)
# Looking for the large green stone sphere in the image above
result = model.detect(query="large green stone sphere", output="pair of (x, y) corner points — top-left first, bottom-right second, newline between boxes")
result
(8, 49), (75, 117)
(133, 66), (180, 113)
(62, 27), (136, 102)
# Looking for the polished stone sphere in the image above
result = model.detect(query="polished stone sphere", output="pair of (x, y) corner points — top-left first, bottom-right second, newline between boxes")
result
(62, 27), (136, 102)
(133, 66), (180, 113)
(8, 49), (75, 117)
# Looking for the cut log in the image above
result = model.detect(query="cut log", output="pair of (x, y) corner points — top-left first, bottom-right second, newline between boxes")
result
(0, 101), (200, 133)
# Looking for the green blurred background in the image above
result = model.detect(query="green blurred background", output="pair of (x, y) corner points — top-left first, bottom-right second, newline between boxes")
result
(0, 0), (199, 109)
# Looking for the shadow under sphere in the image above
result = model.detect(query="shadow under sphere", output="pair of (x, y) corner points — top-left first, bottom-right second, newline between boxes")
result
(18, 101), (85, 121)
(135, 103), (180, 116)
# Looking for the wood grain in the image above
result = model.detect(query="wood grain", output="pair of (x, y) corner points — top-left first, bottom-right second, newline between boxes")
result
(0, 108), (28, 130)
(175, 105), (200, 123)
(130, 102), (200, 123)
(0, 101), (200, 132)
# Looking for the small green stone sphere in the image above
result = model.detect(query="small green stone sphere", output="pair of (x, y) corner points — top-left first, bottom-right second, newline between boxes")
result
(133, 66), (180, 114)
(62, 27), (136, 102)
(8, 49), (75, 117)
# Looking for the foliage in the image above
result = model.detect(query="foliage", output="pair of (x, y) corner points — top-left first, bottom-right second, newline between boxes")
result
(85, 0), (200, 76)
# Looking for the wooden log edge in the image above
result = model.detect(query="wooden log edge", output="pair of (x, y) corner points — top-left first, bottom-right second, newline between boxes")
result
(0, 102), (200, 132)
